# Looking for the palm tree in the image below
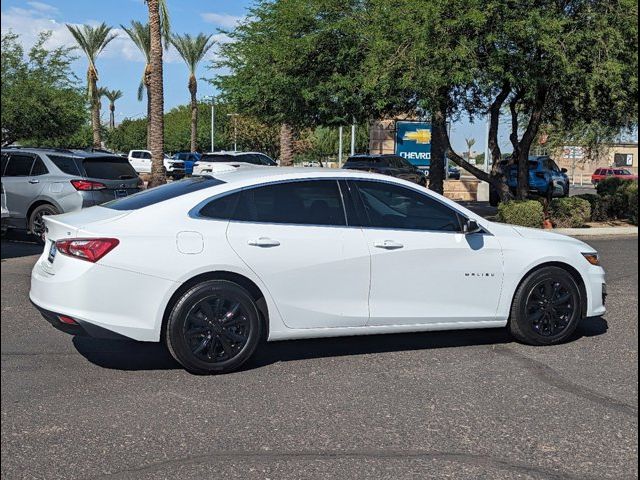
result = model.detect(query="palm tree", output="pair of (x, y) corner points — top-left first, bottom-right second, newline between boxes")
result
(121, 21), (152, 146)
(146, 0), (170, 187)
(465, 137), (476, 163)
(102, 89), (123, 129)
(171, 33), (215, 153)
(66, 23), (117, 148)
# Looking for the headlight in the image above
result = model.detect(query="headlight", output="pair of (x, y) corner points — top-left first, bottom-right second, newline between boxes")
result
(582, 252), (600, 266)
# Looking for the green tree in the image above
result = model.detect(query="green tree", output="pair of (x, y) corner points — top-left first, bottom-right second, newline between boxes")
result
(171, 33), (215, 153)
(102, 89), (123, 129)
(213, 0), (371, 166)
(66, 23), (117, 148)
(1, 31), (87, 146)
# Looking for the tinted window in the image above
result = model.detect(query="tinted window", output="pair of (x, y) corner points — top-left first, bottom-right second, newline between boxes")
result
(4, 155), (34, 177)
(198, 192), (241, 220)
(355, 180), (462, 232)
(256, 154), (277, 166)
(131, 151), (141, 158)
(1, 153), (8, 176)
(104, 176), (225, 211)
(200, 154), (236, 163)
(346, 157), (388, 166)
(141, 152), (151, 159)
(233, 180), (346, 226)
(82, 156), (138, 180)
(48, 155), (82, 175)
(30, 157), (48, 176)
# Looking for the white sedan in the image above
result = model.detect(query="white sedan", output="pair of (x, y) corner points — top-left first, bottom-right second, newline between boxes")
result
(30, 167), (606, 374)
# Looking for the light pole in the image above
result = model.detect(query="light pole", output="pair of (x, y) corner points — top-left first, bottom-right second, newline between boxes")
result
(227, 113), (239, 151)
(203, 95), (216, 152)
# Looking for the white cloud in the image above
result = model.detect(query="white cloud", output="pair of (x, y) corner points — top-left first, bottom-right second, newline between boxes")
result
(26, 1), (59, 14)
(201, 12), (243, 29)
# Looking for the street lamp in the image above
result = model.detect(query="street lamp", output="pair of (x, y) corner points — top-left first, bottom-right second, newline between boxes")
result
(203, 95), (216, 152)
(227, 113), (239, 152)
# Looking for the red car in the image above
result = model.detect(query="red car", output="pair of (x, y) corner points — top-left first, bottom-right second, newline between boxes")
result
(591, 167), (638, 185)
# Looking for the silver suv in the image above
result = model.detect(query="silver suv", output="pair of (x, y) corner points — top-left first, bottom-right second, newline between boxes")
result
(1, 147), (142, 241)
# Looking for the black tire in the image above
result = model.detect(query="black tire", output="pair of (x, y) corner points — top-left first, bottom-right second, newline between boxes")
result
(165, 280), (262, 374)
(489, 187), (500, 207)
(509, 266), (582, 346)
(29, 203), (59, 244)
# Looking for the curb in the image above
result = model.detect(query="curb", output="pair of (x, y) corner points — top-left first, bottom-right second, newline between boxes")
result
(553, 226), (638, 237)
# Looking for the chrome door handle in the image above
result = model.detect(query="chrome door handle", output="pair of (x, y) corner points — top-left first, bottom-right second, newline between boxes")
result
(373, 240), (404, 250)
(248, 237), (281, 247)
(28, 179), (39, 184)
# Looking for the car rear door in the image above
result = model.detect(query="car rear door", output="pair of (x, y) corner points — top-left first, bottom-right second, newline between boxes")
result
(226, 179), (370, 329)
(350, 179), (504, 326)
(2, 153), (45, 221)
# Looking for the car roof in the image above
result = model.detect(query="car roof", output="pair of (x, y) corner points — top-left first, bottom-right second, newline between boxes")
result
(347, 154), (399, 159)
(204, 165), (395, 184)
(201, 151), (269, 156)
(1, 147), (122, 159)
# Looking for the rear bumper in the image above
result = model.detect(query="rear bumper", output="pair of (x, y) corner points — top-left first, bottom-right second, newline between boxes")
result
(32, 301), (129, 340)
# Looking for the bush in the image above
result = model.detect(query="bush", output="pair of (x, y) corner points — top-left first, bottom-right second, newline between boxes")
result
(497, 200), (545, 228)
(549, 197), (591, 228)
(596, 177), (632, 196)
(575, 194), (609, 222)
(627, 183), (638, 225)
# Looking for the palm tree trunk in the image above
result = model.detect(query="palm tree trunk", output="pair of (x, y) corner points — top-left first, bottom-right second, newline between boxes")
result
(110, 104), (115, 129)
(145, 66), (152, 150)
(279, 123), (294, 166)
(90, 76), (101, 148)
(189, 75), (197, 152)
(147, 0), (166, 187)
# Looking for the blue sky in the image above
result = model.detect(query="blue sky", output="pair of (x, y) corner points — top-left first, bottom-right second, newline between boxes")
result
(2, 0), (511, 154)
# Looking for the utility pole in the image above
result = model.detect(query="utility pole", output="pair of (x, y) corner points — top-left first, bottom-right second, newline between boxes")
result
(227, 113), (239, 151)
(484, 115), (491, 173)
(203, 95), (216, 152)
(350, 118), (356, 156)
(338, 126), (344, 167)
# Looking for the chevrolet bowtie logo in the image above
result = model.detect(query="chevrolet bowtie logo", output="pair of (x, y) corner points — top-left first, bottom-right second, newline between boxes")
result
(403, 129), (432, 145)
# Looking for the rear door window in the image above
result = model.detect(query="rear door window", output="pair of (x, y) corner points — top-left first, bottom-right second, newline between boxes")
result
(30, 157), (49, 176)
(48, 155), (82, 175)
(82, 156), (138, 180)
(4, 154), (35, 177)
(233, 180), (347, 226)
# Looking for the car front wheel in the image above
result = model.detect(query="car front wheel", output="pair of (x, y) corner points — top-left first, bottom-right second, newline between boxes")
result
(509, 267), (582, 346)
(165, 280), (262, 374)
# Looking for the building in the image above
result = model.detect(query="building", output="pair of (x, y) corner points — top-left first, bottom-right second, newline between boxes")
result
(555, 142), (638, 183)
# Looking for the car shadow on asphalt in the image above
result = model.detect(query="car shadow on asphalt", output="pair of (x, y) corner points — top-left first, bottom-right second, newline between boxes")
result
(1, 232), (41, 260)
(71, 316), (608, 373)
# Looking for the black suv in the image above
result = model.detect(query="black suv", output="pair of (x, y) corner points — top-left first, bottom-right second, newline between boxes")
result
(342, 154), (427, 186)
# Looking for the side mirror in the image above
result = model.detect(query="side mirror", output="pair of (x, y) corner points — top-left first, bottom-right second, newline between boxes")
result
(463, 219), (483, 235)
(561, 168), (568, 173)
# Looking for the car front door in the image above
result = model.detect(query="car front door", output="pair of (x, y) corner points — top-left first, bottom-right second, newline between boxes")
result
(226, 179), (371, 329)
(350, 179), (504, 326)
(2, 153), (44, 221)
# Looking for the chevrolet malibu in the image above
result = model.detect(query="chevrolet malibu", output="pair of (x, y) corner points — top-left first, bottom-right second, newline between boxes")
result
(30, 167), (607, 374)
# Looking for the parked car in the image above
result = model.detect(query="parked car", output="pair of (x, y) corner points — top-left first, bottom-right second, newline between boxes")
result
(1, 181), (8, 234)
(127, 150), (185, 178)
(172, 152), (202, 175)
(447, 165), (461, 180)
(342, 154), (427, 186)
(490, 156), (570, 206)
(30, 166), (606, 374)
(193, 151), (277, 175)
(1, 147), (142, 241)
(591, 167), (638, 185)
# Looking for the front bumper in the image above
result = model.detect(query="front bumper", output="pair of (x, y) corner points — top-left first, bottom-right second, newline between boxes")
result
(585, 266), (607, 317)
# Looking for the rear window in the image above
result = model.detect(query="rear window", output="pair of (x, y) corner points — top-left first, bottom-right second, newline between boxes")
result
(200, 154), (237, 163)
(82, 156), (138, 180)
(104, 176), (225, 210)
(48, 155), (82, 175)
(346, 157), (388, 166)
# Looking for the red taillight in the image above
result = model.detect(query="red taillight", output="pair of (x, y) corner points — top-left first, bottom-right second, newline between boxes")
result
(55, 238), (119, 263)
(58, 315), (78, 325)
(71, 179), (107, 191)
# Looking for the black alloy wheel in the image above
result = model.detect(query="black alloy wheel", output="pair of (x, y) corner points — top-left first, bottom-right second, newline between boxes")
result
(509, 266), (582, 345)
(166, 280), (262, 374)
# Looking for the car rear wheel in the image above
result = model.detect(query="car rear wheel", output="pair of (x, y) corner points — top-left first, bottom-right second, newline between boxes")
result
(165, 280), (262, 374)
(29, 204), (59, 244)
(509, 267), (582, 346)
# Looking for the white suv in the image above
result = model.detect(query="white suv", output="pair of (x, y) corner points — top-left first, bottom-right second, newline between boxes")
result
(127, 150), (185, 178)
(193, 151), (276, 175)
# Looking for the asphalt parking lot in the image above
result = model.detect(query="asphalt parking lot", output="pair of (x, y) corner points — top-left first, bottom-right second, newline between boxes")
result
(1, 234), (637, 480)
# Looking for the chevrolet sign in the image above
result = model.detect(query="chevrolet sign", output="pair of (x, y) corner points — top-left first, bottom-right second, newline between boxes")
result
(395, 121), (432, 167)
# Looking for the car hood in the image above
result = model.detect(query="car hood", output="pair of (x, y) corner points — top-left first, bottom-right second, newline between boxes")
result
(509, 225), (593, 249)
